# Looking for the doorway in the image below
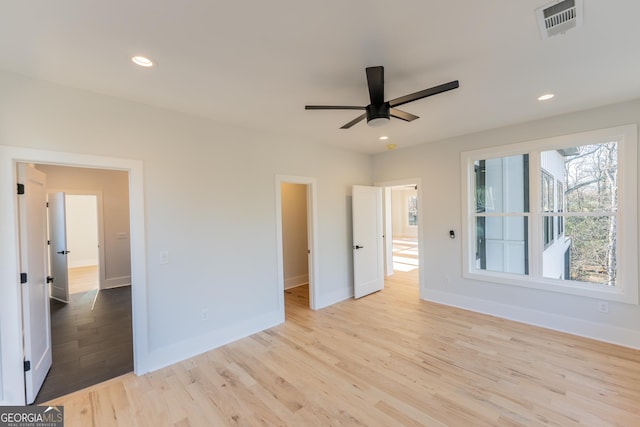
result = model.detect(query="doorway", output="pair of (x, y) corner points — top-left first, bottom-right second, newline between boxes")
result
(0, 146), (148, 406)
(388, 185), (419, 273)
(27, 165), (134, 403)
(64, 194), (100, 295)
(280, 183), (310, 315)
(31, 165), (133, 403)
(275, 175), (319, 317)
(377, 178), (422, 295)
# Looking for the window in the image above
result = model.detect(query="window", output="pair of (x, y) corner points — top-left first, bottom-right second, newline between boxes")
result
(473, 155), (529, 275)
(462, 125), (638, 303)
(408, 195), (418, 226)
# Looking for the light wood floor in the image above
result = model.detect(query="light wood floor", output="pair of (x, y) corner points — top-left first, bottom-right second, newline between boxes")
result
(68, 265), (99, 294)
(46, 270), (640, 426)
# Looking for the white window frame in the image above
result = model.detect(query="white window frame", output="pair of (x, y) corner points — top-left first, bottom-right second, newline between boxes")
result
(461, 124), (638, 304)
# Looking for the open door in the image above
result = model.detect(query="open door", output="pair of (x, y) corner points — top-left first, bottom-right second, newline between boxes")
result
(352, 185), (384, 298)
(17, 164), (52, 404)
(48, 192), (70, 303)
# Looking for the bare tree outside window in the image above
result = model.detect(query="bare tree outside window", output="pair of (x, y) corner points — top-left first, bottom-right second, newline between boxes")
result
(562, 142), (617, 285)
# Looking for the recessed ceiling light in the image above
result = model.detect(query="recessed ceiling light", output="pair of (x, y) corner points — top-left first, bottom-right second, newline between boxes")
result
(131, 55), (155, 68)
(537, 93), (554, 101)
(379, 136), (389, 140)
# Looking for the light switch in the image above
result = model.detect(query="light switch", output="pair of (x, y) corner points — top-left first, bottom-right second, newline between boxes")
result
(160, 251), (169, 265)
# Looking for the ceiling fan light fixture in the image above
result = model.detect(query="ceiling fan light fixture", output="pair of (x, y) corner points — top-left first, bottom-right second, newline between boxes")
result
(367, 117), (390, 127)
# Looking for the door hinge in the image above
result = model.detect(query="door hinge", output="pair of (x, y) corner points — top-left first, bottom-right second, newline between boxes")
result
(47, 240), (51, 245)
(17, 183), (25, 195)
(47, 276), (54, 283)
(20, 273), (27, 284)
(24, 360), (31, 372)
(46, 202), (49, 208)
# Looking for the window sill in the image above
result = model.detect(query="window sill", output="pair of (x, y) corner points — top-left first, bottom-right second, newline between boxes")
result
(463, 270), (637, 304)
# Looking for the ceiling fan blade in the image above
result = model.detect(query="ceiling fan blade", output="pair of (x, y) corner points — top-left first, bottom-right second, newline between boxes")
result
(340, 113), (367, 129)
(366, 66), (384, 105)
(388, 80), (459, 108)
(305, 105), (366, 110)
(389, 108), (419, 122)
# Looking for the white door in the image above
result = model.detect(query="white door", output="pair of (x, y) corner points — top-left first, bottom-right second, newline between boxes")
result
(48, 192), (70, 303)
(17, 164), (52, 404)
(352, 185), (384, 298)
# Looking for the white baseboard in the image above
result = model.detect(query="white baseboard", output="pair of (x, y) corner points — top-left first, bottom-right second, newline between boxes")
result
(104, 275), (131, 289)
(284, 274), (308, 290)
(424, 289), (640, 350)
(143, 310), (282, 373)
(68, 259), (98, 268)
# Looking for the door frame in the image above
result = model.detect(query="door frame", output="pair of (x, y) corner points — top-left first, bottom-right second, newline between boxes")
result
(0, 146), (149, 405)
(48, 190), (106, 290)
(275, 175), (319, 312)
(375, 177), (424, 299)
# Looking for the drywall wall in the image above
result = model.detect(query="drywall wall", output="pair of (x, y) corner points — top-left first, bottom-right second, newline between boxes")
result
(281, 183), (309, 289)
(0, 70), (370, 403)
(35, 165), (131, 287)
(373, 98), (640, 349)
(65, 194), (99, 268)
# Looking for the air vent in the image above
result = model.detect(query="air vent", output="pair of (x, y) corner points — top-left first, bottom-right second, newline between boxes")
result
(536, 0), (583, 39)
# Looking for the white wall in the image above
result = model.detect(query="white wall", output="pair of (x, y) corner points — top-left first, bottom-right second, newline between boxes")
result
(281, 183), (309, 289)
(373, 99), (640, 349)
(0, 70), (371, 403)
(65, 194), (99, 268)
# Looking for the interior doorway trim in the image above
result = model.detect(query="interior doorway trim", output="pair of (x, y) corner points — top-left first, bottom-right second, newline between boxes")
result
(275, 175), (319, 313)
(374, 177), (424, 299)
(0, 145), (148, 405)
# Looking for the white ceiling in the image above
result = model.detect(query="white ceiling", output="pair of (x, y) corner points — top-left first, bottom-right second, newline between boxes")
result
(2, 1), (640, 154)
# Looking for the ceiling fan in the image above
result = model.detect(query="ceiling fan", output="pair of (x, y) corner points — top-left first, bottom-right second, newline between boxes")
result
(305, 66), (459, 129)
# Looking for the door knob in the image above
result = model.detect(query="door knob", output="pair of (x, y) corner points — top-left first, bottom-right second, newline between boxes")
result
(353, 245), (364, 250)
(56, 250), (70, 255)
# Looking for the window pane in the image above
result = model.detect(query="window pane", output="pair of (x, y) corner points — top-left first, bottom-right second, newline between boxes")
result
(476, 216), (528, 274)
(474, 154), (529, 213)
(407, 195), (418, 226)
(547, 142), (618, 213)
(543, 216), (616, 286)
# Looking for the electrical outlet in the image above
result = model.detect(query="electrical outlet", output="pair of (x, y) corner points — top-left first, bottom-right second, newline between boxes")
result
(201, 308), (209, 321)
(597, 301), (609, 313)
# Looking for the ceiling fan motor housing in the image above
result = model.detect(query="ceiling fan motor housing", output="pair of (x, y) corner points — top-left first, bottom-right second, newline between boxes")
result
(366, 102), (390, 126)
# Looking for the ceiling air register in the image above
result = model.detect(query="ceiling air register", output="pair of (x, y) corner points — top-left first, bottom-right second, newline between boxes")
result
(536, 0), (583, 39)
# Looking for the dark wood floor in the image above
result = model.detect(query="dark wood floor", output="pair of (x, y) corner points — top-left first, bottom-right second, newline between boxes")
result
(34, 286), (133, 404)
